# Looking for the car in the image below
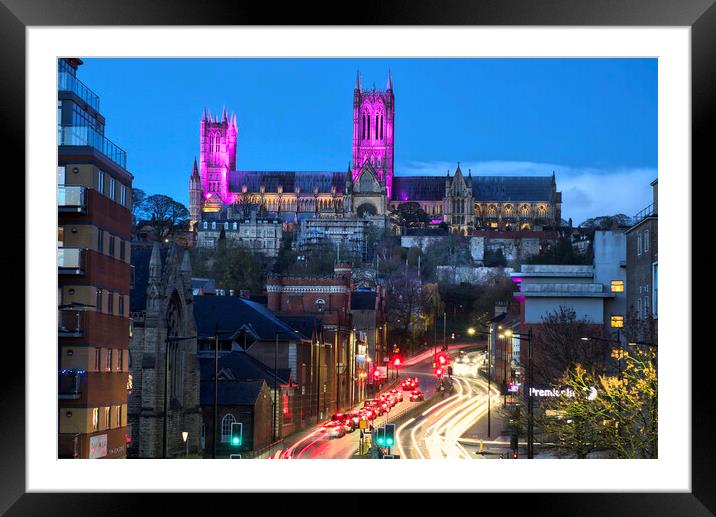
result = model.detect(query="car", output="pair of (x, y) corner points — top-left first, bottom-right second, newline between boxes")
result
(360, 408), (376, 421)
(390, 389), (403, 402)
(342, 418), (356, 432)
(410, 389), (424, 402)
(346, 412), (362, 425)
(401, 380), (415, 391)
(322, 420), (346, 438)
(364, 399), (385, 415)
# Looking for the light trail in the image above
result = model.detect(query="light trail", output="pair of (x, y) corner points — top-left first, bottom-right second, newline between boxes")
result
(396, 417), (415, 459)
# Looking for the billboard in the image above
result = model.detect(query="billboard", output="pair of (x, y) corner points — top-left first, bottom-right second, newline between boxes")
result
(89, 433), (108, 459)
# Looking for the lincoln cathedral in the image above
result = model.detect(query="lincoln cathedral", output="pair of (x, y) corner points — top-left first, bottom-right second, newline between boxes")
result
(189, 71), (562, 240)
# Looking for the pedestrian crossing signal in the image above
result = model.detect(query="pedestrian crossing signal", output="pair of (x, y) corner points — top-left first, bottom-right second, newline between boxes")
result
(230, 422), (243, 446)
(384, 424), (395, 447)
(375, 427), (386, 446)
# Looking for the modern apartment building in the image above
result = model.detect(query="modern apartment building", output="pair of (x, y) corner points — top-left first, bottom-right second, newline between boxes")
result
(58, 58), (133, 458)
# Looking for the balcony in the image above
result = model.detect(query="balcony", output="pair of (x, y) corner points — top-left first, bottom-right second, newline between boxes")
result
(58, 309), (84, 337)
(58, 72), (100, 112)
(632, 203), (656, 225)
(58, 125), (127, 169)
(58, 247), (85, 275)
(58, 185), (86, 213)
(58, 371), (82, 400)
(58, 433), (81, 459)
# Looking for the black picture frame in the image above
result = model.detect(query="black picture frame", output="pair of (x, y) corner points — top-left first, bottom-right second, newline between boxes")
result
(2, 0), (706, 514)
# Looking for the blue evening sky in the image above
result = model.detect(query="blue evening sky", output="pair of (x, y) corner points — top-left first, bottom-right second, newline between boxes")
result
(78, 58), (657, 224)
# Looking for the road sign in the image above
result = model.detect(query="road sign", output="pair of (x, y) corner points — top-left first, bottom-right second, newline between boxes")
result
(359, 419), (367, 429)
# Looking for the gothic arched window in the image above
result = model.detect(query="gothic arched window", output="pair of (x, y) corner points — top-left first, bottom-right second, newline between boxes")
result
(538, 205), (547, 217)
(221, 413), (236, 442)
(380, 114), (384, 140)
(362, 114), (366, 140)
(520, 204), (530, 217)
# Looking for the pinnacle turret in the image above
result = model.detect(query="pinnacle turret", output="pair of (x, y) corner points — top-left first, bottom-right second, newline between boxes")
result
(387, 69), (393, 91)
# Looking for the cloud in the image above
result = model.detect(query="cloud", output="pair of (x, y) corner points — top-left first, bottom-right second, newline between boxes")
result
(397, 160), (657, 225)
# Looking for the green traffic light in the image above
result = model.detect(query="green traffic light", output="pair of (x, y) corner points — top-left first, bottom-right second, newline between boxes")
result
(387, 439), (393, 445)
(232, 437), (240, 445)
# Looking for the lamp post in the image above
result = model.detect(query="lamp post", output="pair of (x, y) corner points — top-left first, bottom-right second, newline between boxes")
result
(182, 431), (189, 458)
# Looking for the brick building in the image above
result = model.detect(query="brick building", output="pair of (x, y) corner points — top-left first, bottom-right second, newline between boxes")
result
(58, 58), (133, 459)
(266, 263), (355, 415)
(625, 179), (658, 345)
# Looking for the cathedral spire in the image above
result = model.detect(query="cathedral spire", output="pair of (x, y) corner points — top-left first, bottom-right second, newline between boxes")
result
(222, 106), (227, 122)
(149, 241), (162, 280)
(192, 156), (199, 178)
(387, 69), (393, 91)
(355, 69), (362, 91)
(202, 107), (208, 121)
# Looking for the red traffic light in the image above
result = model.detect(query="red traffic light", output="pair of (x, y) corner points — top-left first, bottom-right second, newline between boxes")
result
(373, 369), (381, 379)
(435, 368), (443, 378)
(393, 357), (401, 367)
(438, 354), (447, 365)
(451, 332), (455, 340)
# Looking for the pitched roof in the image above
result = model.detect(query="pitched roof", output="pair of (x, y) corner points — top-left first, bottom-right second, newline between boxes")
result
(199, 351), (291, 405)
(229, 171), (346, 195)
(472, 176), (554, 202)
(193, 295), (305, 341)
(391, 175), (555, 202)
(392, 176), (445, 201)
(199, 378), (266, 406)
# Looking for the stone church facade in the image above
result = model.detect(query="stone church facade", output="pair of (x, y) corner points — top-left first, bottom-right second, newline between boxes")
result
(127, 242), (202, 458)
(189, 71), (562, 237)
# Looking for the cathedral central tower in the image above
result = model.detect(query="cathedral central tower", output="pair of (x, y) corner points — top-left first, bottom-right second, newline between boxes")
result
(352, 71), (395, 199)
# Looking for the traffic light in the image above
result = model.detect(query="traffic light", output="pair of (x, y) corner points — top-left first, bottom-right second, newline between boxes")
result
(230, 422), (243, 447)
(373, 368), (382, 381)
(375, 426), (386, 447)
(384, 424), (395, 447)
(451, 332), (455, 340)
(438, 353), (447, 365)
(393, 356), (401, 367)
(435, 367), (443, 378)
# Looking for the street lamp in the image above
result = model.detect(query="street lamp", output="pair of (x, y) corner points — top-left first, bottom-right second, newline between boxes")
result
(467, 327), (476, 336)
(182, 431), (189, 458)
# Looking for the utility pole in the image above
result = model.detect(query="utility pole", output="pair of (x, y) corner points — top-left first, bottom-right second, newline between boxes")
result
(443, 311), (447, 350)
(213, 323), (219, 459)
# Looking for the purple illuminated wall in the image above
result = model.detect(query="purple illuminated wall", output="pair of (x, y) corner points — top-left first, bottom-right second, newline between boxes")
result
(200, 108), (238, 204)
(352, 72), (395, 198)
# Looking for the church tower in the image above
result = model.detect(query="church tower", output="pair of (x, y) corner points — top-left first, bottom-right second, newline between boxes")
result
(189, 157), (202, 230)
(199, 107), (238, 207)
(352, 71), (395, 199)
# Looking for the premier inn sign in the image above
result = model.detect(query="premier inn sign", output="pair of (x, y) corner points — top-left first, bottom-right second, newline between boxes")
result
(528, 386), (598, 400)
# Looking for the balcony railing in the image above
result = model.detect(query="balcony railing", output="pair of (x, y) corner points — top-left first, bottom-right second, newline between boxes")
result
(632, 203), (656, 225)
(58, 247), (85, 274)
(58, 309), (84, 337)
(58, 72), (100, 112)
(58, 371), (82, 400)
(58, 185), (86, 212)
(58, 125), (127, 169)
(58, 433), (81, 459)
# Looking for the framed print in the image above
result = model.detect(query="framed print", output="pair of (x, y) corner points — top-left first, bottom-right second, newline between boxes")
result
(2, 0), (710, 514)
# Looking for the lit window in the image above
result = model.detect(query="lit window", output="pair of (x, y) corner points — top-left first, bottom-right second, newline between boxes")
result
(610, 315), (624, 328)
(203, 221), (208, 229)
(120, 185), (127, 206)
(92, 408), (99, 431)
(232, 222), (238, 230)
(610, 280), (624, 293)
(103, 406), (111, 430)
(98, 170), (104, 194)
(106, 348), (112, 372)
(109, 177), (116, 201)
(221, 413), (237, 442)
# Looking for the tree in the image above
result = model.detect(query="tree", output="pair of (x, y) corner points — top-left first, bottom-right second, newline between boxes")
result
(233, 191), (259, 219)
(273, 234), (297, 274)
(131, 188), (146, 228)
(531, 307), (610, 384)
(470, 271), (515, 329)
(391, 202), (430, 228)
(212, 239), (266, 293)
(579, 213), (632, 230)
(541, 346), (658, 458)
(385, 264), (427, 350)
(136, 194), (190, 240)
(483, 248), (507, 267)
(522, 237), (592, 265)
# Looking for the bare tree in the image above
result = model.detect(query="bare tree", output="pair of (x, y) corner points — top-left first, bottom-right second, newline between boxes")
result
(532, 306), (610, 384)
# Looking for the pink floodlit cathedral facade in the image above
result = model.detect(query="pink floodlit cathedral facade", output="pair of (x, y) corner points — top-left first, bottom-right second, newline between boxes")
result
(199, 107), (238, 208)
(189, 71), (562, 237)
(352, 71), (395, 199)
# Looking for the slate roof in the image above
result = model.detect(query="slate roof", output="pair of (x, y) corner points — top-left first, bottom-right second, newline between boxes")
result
(472, 176), (554, 202)
(391, 175), (555, 202)
(199, 378), (265, 407)
(193, 295), (306, 341)
(279, 316), (322, 339)
(351, 291), (376, 310)
(229, 171), (346, 195)
(392, 176), (445, 202)
(130, 243), (171, 311)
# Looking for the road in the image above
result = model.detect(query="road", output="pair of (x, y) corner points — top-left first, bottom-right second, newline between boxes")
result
(277, 344), (492, 459)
